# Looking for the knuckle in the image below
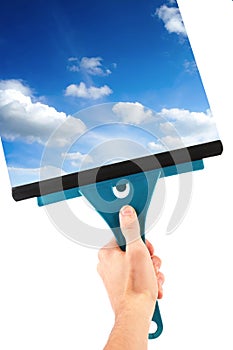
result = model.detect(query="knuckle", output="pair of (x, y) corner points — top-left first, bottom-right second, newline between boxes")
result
(157, 271), (165, 284)
(98, 248), (105, 261)
(128, 242), (147, 260)
(96, 263), (102, 276)
(152, 255), (162, 268)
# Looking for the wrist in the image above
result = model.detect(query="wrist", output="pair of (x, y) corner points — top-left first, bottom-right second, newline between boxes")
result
(115, 294), (155, 329)
(104, 301), (152, 350)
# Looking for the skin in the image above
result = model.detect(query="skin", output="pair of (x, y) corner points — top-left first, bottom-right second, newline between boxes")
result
(97, 205), (165, 350)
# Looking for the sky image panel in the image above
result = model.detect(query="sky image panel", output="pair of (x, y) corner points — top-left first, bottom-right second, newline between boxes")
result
(0, 0), (219, 187)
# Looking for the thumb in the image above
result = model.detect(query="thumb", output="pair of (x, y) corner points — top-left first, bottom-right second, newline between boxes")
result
(119, 205), (142, 247)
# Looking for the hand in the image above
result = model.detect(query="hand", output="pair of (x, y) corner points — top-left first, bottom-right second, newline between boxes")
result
(97, 205), (164, 321)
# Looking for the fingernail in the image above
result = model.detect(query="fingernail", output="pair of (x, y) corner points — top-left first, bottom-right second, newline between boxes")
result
(120, 205), (135, 216)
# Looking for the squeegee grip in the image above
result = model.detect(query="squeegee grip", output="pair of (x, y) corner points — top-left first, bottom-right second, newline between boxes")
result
(118, 233), (163, 339)
(141, 234), (163, 339)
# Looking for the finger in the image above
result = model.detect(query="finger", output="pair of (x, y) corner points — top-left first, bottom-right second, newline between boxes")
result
(157, 272), (165, 299)
(103, 237), (119, 249)
(145, 239), (154, 256)
(96, 262), (102, 276)
(98, 238), (122, 261)
(151, 255), (162, 273)
(158, 288), (163, 299)
(98, 247), (106, 262)
(119, 205), (142, 249)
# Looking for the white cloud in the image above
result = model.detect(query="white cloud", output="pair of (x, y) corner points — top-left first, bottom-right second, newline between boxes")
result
(156, 5), (187, 37)
(8, 166), (42, 175)
(68, 57), (78, 62)
(159, 135), (185, 149)
(112, 102), (153, 125)
(0, 79), (86, 146)
(81, 57), (111, 76)
(183, 59), (197, 74)
(158, 108), (219, 146)
(106, 103), (218, 149)
(112, 104), (219, 153)
(65, 82), (113, 100)
(68, 65), (80, 72)
(147, 106), (219, 153)
(0, 79), (32, 96)
(159, 108), (214, 133)
(8, 165), (67, 186)
(148, 141), (166, 153)
(61, 151), (93, 165)
(67, 56), (112, 76)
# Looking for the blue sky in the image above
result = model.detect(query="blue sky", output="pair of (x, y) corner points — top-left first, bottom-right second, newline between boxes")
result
(0, 0), (219, 186)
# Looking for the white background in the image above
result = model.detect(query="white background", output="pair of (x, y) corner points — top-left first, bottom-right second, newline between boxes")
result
(0, 0), (233, 348)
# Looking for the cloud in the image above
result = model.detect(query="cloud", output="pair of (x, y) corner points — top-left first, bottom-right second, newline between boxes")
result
(183, 59), (197, 74)
(147, 107), (219, 153)
(0, 79), (86, 146)
(157, 108), (219, 147)
(109, 104), (219, 154)
(65, 82), (113, 100)
(158, 135), (184, 149)
(148, 138), (186, 153)
(8, 165), (67, 186)
(148, 141), (166, 153)
(110, 103), (218, 149)
(112, 102), (153, 125)
(156, 5), (187, 37)
(159, 108), (215, 134)
(80, 57), (111, 76)
(67, 56), (112, 76)
(68, 65), (80, 72)
(68, 57), (78, 62)
(0, 79), (32, 96)
(61, 151), (93, 167)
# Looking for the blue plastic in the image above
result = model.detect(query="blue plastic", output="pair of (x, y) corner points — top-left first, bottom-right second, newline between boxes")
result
(37, 160), (204, 207)
(37, 160), (204, 339)
(78, 169), (163, 338)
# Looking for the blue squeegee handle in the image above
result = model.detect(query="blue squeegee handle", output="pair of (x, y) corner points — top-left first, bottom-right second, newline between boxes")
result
(118, 232), (163, 339)
(141, 233), (163, 339)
